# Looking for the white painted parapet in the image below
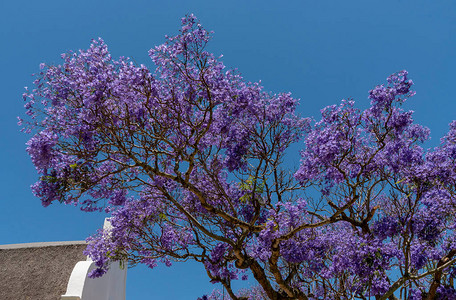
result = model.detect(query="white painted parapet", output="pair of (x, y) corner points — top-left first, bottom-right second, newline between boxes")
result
(61, 260), (126, 300)
(61, 219), (127, 300)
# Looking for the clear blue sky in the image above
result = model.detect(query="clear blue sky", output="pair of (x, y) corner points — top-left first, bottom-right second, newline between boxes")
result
(1, 1), (455, 299)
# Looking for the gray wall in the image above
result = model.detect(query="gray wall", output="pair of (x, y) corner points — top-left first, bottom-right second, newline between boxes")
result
(0, 242), (86, 300)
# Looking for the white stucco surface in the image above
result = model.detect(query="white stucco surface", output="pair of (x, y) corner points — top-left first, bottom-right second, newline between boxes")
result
(61, 219), (127, 300)
(61, 260), (127, 300)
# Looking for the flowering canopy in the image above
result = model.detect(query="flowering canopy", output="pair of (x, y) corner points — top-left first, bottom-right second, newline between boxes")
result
(21, 15), (456, 300)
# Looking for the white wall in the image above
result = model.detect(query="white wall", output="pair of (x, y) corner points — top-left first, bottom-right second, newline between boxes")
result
(61, 219), (127, 300)
(61, 260), (127, 300)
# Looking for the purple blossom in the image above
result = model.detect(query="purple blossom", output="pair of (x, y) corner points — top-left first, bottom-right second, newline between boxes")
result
(21, 14), (456, 299)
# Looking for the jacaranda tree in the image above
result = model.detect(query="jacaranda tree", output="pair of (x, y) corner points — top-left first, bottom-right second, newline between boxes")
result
(21, 15), (456, 299)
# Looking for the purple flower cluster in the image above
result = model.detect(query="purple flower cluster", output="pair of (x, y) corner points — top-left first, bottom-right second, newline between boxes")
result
(22, 14), (456, 299)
